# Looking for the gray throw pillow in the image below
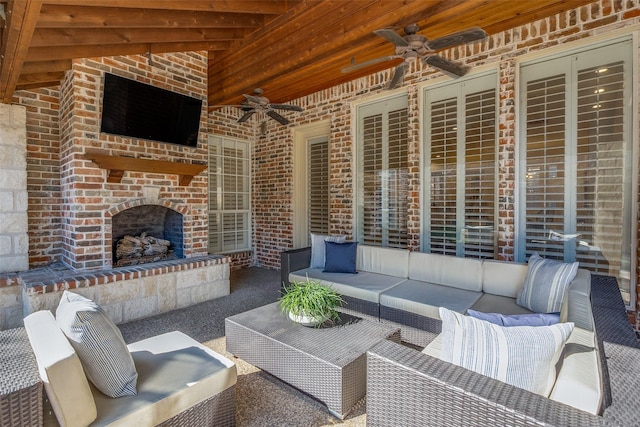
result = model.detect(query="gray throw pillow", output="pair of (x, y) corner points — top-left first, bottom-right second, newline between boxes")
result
(516, 252), (578, 313)
(56, 291), (138, 398)
(310, 233), (346, 268)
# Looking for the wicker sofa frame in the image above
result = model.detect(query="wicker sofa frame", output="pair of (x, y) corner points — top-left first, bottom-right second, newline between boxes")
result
(366, 275), (640, 426)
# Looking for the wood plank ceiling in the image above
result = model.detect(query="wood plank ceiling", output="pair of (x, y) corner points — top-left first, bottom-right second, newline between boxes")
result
(0, 0), (595, 109)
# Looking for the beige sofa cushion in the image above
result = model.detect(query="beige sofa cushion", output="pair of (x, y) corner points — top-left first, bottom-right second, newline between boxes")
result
(24, 310), (98, 427)
(549, 327), (602, 414)
(408, 252), (482, 292)
(469, 293), (533, 315)
(92, 331), (237, 426)
(357, 245), (410, 278)
(481, 260), (528, 297)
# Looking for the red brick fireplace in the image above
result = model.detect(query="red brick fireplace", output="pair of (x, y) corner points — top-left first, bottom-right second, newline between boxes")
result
(55, 53), (210, 272)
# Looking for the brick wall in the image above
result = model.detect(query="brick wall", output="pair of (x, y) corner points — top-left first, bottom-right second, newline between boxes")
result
(210, 0), (640, 327)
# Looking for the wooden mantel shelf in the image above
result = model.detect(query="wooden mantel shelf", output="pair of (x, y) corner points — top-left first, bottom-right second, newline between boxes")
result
(85, 151), (207, 186)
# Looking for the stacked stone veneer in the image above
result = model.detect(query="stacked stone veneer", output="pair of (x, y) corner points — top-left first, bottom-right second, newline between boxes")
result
(21, 256), (229, 324)
(0, 104), (28, 273)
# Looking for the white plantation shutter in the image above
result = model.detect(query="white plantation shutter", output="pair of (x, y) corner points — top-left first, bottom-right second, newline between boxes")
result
(208, 136), (251, 252)
(357, 95), (408, 248)
(429, 97), (457, 255)
(308, 136), (329, 234)
(424, 73), (497, 259)
(519, 38), (633, 305)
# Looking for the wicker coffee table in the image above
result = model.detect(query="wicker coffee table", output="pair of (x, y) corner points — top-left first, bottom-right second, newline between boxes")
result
(225, 302), (400, 419)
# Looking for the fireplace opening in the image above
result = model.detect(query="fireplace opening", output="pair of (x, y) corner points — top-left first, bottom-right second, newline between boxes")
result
(111, 205), (184, 267)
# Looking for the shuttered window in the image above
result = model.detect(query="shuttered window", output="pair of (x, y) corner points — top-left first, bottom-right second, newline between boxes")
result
(424, 73), (497, 259)
(518, 38), (633, 305)
(357, 95), (408, 248)
(208, 136), (250, 252)
(308, 136), (329, 234)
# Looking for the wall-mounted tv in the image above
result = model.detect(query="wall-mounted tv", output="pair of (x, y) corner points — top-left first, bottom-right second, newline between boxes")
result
(100, 73), (202, 147)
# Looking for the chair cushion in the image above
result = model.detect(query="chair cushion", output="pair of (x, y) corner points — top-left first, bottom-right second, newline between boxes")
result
(323, 241), (358, 273)
(290, 268), (405, 303)
(92, 331), (237, 426)
(517, 253), (578, 313)
(380, 279), (482, 319)
(56, 290), (138, 398)
(24, 310), (97, 427)
(310, 233), (346, 268)
(439, 307), (574, 396)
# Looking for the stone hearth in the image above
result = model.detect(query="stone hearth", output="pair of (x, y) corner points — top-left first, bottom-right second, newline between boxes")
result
(0, 255), (230, 328)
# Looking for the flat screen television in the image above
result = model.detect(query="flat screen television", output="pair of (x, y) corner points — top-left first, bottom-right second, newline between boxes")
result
(100, 73), (202, 147)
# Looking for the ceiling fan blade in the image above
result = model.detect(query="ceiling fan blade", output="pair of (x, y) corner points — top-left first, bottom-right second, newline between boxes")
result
(270, 104), (303, 112)
(342, 55), (400, 73)
(426, 27), (487, 51)
(373, 28), (409, 47)
(266, 110), (290, 125)
(237, 110), (255, 123)
(388, 62), (408, 89)
(424, 55), (469, 78)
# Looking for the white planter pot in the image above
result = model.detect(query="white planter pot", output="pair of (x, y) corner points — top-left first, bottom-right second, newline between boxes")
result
(288, 311), (329, 327)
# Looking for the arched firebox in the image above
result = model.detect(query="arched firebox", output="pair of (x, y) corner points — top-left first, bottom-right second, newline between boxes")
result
(111, 205), (184, 267)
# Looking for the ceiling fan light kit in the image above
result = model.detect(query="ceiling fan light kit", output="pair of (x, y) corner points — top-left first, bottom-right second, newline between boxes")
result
(342, 24), (487, 89)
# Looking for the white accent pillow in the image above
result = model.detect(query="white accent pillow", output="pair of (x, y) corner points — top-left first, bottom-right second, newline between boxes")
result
(517, 252), (578, 313)
(309, 233), (346, 268)
(56, 291), (138, 398)
(439, 307), (573, 396)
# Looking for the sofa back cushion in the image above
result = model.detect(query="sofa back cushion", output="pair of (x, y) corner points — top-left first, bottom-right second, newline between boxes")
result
(481, 260), (528, 297)
(24, 310), (97, 427)
(408, 252), (482, 292)
(560, 268), (594, 331)
(357, 245), (409, 278)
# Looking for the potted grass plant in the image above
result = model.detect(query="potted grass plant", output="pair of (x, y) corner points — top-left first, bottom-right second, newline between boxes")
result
(279, 277), (345, 327)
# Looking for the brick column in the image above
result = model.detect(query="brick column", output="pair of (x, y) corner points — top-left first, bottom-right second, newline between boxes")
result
(0, 104), (28, 273)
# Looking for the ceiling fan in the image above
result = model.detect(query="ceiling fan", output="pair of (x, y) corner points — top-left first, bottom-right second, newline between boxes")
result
(233, 88), (303, 125)
(342, 24), (487, 89)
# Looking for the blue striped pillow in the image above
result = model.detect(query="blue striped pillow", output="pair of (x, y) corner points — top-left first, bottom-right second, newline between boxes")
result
(56, 291), (138, 398)
(439, 307), (574, 396)
(517, 253), (578, 313)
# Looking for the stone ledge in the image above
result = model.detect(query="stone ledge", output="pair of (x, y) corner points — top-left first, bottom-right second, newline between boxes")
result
(14, 255), (229, 295)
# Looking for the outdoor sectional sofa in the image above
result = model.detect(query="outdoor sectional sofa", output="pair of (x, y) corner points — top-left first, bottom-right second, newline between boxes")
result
(281, 243), (640, 425)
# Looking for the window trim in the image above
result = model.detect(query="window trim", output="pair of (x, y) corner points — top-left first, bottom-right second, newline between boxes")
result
(421, 71), (499, 257)
(355, 92), (409, 248)
(207, 134), (252, 253)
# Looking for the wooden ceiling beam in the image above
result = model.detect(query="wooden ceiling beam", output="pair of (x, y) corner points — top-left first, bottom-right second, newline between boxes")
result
(31, 27), (249, 47)
(27, 40), (230, 62)
(22, 58), (71, 73)
(38, 5), (265, 29)
(0, 0), (42, 103)
(43, 0), (298, 14)
(16, 70), (65, 88)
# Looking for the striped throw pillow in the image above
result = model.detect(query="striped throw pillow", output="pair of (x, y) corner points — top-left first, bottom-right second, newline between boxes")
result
(439, 307), (574, 396)
(56, 291), (138, 398)
(517, 252), (578, 313)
